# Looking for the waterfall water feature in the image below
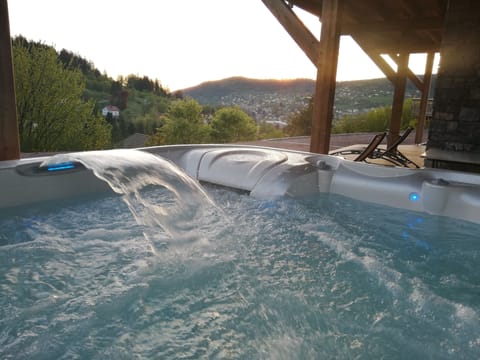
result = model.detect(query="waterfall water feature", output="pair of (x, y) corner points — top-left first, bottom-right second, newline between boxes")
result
(41, 149), (224, 252)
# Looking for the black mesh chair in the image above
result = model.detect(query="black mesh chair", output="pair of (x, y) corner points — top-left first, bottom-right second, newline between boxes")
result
(330, 128), (419, 168)
(370, 127), (419, 168)
(330, 132), (387, 162)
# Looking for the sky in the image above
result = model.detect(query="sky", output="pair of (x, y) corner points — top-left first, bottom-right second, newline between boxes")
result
(8, 0), (438, 91)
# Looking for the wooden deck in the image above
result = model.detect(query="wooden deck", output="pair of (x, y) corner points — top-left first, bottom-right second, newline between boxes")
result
(21, 132), (427, 168)
(237, 132), (426, 168)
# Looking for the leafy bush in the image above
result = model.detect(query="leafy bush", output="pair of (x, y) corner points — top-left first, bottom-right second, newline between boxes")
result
(14, 42), (111, 151)
(332, 99), (415, 134)
(210, 107), (258, 143)
(146, 98), (210, 145)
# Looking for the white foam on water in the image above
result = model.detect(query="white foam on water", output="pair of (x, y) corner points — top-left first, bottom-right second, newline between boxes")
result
(2, 166), (480, 359)
(42, 149), (225, 252)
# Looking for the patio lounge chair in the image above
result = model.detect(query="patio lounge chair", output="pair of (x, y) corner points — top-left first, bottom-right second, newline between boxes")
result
(371, 127), (420, 168)
(329, 132), (387, 162)
(329, 128), (419, 168)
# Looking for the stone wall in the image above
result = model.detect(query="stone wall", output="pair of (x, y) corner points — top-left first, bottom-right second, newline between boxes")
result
(426, 0), (480, 171)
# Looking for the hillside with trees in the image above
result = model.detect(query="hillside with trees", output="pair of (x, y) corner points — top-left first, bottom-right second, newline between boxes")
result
(12, 37), (111, 151)
(12, 37), (269, 151)
(12, 36), (176, 151)
(183, 76), (431, 124)
(11, 36), (432, 152)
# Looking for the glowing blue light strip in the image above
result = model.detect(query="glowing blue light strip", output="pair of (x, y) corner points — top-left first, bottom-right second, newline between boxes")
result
(47, 162), (76, 172)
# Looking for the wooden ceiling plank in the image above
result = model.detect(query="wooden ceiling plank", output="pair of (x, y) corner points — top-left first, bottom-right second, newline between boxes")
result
(366, 0), (395, 21)
(396, 0), (419, 17)
(422, 28), (443, 44)
(288, 0), (322, 17)
(358, 37), (441, 55)
(262, 0), (320, 65)
(341, 17), (443, 34)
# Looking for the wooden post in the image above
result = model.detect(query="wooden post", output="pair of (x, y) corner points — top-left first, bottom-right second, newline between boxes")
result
(0, 0), (20, 160)
(388, 52), (409, 147)
(310, 0), (342, 154)
(415, 52), (434, 144)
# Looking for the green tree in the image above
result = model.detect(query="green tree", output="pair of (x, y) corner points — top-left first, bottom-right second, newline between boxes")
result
(135, 110), (164, 135)
(284, 98), (313, 136)
(258, 122), (285, 139)
(332, 100), (415, 134)
(146, 98), (210, 145)
(13, 42), (111, 151)
(210, 106), (258, 143)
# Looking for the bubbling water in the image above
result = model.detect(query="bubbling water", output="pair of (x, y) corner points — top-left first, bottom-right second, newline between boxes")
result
(42, 149), (224, 251)
(0, 151), (479, 359)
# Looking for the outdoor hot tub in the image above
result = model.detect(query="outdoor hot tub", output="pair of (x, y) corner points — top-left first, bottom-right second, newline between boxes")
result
(1, 145), (479, 359)
(2, 144), (480, 223)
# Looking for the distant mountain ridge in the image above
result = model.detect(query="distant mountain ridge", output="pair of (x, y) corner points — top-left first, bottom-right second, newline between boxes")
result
(182, 76), (427, 124)
(183, 76), (315, 99)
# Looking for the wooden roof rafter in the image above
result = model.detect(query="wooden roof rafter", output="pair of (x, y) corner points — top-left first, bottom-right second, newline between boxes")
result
(288, 0), (447, 54)
(261, 0), (320, 65)
(353, 34), (428, 92)
(262, 0), (445, 153)
(346, 0), (387, 22)
(396, 0), (419, 17)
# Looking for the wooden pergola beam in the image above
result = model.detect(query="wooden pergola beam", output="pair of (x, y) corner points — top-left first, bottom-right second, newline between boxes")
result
(415, 51), (435, 143)
(357, 37), (441, 54)
(388, 53), (423, 90)
(263, 0), (439, 154)
(354, 36), (396, 83)
(356, 35), (426, 92)
(310, 0), (342, 154)
(261, 0), (319, 65)
(0, 0), (20, 161)
(389, 52), (409, 147)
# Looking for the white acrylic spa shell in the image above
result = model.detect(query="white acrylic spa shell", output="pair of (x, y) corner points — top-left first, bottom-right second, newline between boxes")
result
(2, 145), (480, 224)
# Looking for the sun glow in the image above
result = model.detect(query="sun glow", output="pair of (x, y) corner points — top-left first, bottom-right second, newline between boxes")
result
(8, 0), (438, 91)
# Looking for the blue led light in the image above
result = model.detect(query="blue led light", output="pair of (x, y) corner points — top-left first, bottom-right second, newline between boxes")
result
(409, 192), (420, 202)
(47, 162), (76, 172)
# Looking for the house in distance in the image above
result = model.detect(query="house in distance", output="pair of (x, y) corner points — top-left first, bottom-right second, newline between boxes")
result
(102, 105), (120, 119)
